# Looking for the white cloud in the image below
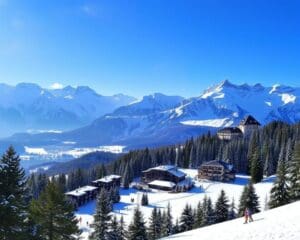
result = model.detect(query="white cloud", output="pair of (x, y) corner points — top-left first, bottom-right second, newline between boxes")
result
(50, 82), (64, 89)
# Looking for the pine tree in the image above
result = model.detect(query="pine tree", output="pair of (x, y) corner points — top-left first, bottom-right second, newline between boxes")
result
(27, 174), (38, 199)
(128, 207), (148, 240)
(90, 188), (112, 240)
(173, 218), (180, 234)
(148, 207), (160, 240)
(247, 131), (259, 174)
(156, 208), (162, 237)
(29, 181), (80, 240)
(228, 198), (236, 220)
(194, 201), (203, 228)
(288, 142), (300, 201)
(162, 202), (173, 236)
(57, 174), (67, 192)
(141, 193), (149, 206)
(250, 145), (264, 183)
(269, 152), (290, 209)
(107, 215), (123, 240)
(202, 196), (215, 226)
(119, 216), (127, 240)
(238, 183), (260, 216)
(215, 189), (229, 223)
(160, 211), (167, 237)
(122, 164), (130, 189)
(179, 203), (194, 232)
(0, 146), (29, 240)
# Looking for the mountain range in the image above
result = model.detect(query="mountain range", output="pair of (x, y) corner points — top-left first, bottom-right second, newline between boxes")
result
(2, 80), (299, 155)
(0, 83), (136, 137)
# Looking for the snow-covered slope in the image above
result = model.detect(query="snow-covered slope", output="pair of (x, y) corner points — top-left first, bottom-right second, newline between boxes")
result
(75, 171), (276, 240)
(169, 80), (300, 127)
(0, 83), (136, 137)
(164, 200), (300, 240)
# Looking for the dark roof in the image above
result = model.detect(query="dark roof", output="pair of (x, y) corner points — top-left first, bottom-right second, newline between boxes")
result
(239, 115), (261, 126)
(201, 160), (233, 171)
(217, 127), (242, 134)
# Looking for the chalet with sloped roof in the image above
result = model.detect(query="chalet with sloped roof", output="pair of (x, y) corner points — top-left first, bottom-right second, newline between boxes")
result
(198, 160), (235, 182)
(142, 165), (187, 191)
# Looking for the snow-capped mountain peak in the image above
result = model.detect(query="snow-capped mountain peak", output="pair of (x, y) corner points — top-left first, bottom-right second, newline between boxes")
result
(0, 82), (136, 137)
(2, 80), (300, 152)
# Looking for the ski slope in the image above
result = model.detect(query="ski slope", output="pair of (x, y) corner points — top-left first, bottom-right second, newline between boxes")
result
(75, 169), (275, 239)
(163, 201), (300, 240)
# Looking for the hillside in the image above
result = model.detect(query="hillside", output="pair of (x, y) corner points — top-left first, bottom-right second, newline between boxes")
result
(75, 170), (276, 240)
(164, 200), (300, 240)
(28, 151), (121, 175)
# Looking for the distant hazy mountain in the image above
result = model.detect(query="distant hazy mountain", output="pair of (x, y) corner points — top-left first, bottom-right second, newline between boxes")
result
(2, 80), (300, 155)
(0, 83), (136, 137)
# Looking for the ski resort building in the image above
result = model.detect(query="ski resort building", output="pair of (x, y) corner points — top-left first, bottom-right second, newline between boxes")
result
(238, 115), (261, 137)
(217, 115), (260, 140)
(142, 165), (188, 191)
(217, 127), (243, 140)
(65, 185), (98, 207)
(198, 160), (235, 182)
(91, 174), (121, 189)
(66, 174), (121, 208)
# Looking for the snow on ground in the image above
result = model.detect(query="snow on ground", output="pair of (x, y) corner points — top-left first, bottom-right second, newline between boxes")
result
(180, 118), (233, 128)
(75, 169), (275, 239)
(281, 93), (296, 104)
(64, 145), (125, 157)
(163, 200), (300, 240)
(21, 145), (125, 162)
(24, 146), (48, 155)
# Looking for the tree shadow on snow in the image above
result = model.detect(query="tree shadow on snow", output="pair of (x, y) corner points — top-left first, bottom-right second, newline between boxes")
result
(113, 202), (132, 214)
(232, 175), (250, 186)
(119, 188), (138, 196)
(188, 186), (205, 194)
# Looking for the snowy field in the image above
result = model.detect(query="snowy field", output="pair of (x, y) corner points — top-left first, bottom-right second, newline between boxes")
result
(75, 169), (275, 239)
(164, 200), (300, 240)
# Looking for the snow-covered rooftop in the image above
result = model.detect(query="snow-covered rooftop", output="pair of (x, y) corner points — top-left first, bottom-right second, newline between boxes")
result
(65, 185), (98, 197)
(145, 165), (176, 171)
(93, 174), (121, 183)
(143, 165), (186, 178)
(168, 169), (186, 178)
(148, 180), (176, 188)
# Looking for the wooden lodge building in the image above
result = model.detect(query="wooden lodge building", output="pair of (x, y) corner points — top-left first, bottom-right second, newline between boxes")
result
(217, 115), (260, 140)
(198, 160), (235, 182)
(238, 115), (261, 137)
(142, 165), (187, 191)
(217, 127), (243, 140)
(65, 174), (121, 208)
(91, 174), (121, 189)
(65, 185), (98, 208)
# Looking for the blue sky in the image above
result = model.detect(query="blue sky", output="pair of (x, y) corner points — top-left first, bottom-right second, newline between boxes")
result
(0, 0), (299, 97)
